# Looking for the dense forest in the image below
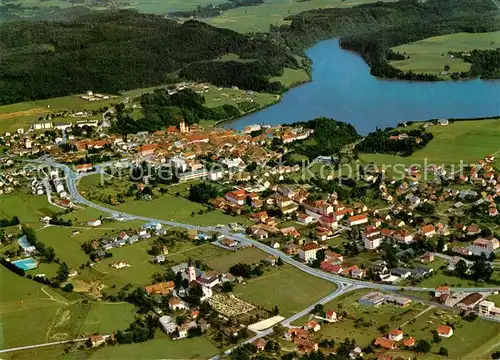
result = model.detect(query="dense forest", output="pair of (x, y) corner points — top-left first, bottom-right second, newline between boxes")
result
(273, 0), (500, 80)
(284, 118), (360, 159)
(111, 88), (240, 134)
(169, 0), (264, 19)
(0, 11), (297, 105)
(356, 128), (434, 157)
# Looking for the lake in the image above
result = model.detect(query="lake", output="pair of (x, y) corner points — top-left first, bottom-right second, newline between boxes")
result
(224, 38), (500, 134)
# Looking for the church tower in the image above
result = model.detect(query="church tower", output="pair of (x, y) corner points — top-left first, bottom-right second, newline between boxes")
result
(179, 118), (189, 133)
(187, 258), (196, 283)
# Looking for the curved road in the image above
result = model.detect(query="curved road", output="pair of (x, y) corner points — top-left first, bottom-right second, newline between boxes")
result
(33, 158), (500, 294)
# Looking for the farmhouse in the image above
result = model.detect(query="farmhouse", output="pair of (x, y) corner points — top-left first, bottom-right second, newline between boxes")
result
(437, 325), (454, 338)
(473, 237), (499, 251)
(145, 281), (175, 295)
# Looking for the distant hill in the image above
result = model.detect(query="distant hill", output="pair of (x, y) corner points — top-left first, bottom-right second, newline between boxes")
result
(0, 10), (299, 105)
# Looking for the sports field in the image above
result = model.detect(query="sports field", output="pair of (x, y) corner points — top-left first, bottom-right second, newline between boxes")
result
(359, 118), (500, 176)
(233, 265), (336, 317)
(390, 31), (500, 78)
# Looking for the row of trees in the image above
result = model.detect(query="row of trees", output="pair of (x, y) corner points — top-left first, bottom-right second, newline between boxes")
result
(356, 128), (434, 157)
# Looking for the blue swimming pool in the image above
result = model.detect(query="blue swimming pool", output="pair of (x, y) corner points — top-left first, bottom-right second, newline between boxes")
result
(12, 257), (39, 271)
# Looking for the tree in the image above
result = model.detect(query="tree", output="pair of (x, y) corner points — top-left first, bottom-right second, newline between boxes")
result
(444, 64), (450, 72)
(56, 263), (70, 282)
(439, 347), (449, 356)
(454, 259), (469, 278)
(378, 324), (390, 334)
(415, 339), (432, 353)
(63, 283), (74, 292)
(221, 282), (234, 292)
(273, 305), (280, 315)
(471, 253), (493, 281)
(277, 257), (284, 266)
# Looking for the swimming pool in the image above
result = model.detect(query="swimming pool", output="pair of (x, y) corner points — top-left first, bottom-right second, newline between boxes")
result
(12, 257), (39, 271)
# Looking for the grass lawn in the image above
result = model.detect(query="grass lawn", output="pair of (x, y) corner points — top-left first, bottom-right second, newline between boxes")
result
(293, 289), (427, 347)
(206, 0), (393, 33)
(413, 268), (500, 288)
(87, 332), (219, 360)
(486, 292), (500, 304)
(270, 68), (310, 88)
(359, 118), (500, 177)
(206, 247), (269, 272)
(165, 242), (232, 265)
(390, 31), (500, 78)
(233, 265), (336, 317)
(79, 302), (136, 335)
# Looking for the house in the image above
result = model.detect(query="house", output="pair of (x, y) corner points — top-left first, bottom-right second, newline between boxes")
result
(111, 261), (130, 269)
(478, 300), (500, 317)
(325, 310), (337, 322)
(394, 230), (414, 244)
(144, 281), (175, 295)
(253, 338), (267, 352)
(388, 329), (403, 342)
(473, 237), (499, 251)
(359, 291), (385, 307)
(434, 286), (451, 298)
(420, 224), (436, 237)
(374, 338), (396, 350)
(75, 163), (93, 173)
(304, 320), (321, 332)
(347, 214), (368, 226)
(270, 240), (280, 249)
(154, 254), (166, 264)
(321, 261), (343, 274)
(437, 325), (453, 338)
(403, 337), (416, 347)
(390, 268), (412, 279)
(159, 315), (177, 334)
(220, 238), (238, 248)
(87, 219), (101, 227)
(225, 189), (246, 205)
(298, 213), (315, 225)
(299, 243), (320, 263)
(422, 252), (434, 262)
(169, 297), (188, 311)
(280, 227), (301, 238)
(457, 292), (483, 310)
(88, 334), (106, 348)
(324, 250), (343, 263)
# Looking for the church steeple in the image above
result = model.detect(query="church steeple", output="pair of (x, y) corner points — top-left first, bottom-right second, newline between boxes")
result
(187, 258), (196, 283)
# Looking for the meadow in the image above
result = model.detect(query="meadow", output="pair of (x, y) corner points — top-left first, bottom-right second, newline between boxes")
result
(232, 265), (336, 317)
(390, 31), (500, 78)
(0, 192), (59, 224)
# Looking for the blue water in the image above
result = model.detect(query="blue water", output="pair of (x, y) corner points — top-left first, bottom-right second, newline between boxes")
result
(224, 38), (500, 134)
(12, 257), (39, 271)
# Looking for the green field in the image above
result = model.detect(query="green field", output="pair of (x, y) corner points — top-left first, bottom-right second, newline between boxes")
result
(359, 119), (500, 176)
(233, 265), (336, 317)
(390, 32), (500, 79)
(205, 247), (269, 272)
(206, 0), (392, 33)
(87, 332), (219, 360)
(270, 68), (310, 88)
(78, 175), (250, 226)
(0, 192), (59, 224)
(79, 302), (136, 335)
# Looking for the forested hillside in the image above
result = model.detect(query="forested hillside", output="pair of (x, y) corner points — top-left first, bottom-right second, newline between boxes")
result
(0, 10), (298, 105)
(274, 0), (500, 80)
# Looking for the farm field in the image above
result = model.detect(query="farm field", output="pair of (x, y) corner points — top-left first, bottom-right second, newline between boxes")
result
(233, 265), (336, 317)
(359, 118), (500, 177)
(206, 0), (393, 33)
(390, 32), (500, 78)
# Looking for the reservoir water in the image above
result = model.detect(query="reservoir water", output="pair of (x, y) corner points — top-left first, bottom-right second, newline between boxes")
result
(224, 38), (500, 134)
